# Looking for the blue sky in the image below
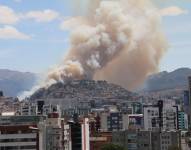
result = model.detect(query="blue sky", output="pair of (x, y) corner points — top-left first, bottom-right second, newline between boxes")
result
(0, 0), (190, 73)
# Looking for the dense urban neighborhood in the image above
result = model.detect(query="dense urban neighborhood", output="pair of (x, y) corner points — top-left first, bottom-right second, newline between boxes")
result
(0, 0), (190, 149)
(0, 77), (190, 150)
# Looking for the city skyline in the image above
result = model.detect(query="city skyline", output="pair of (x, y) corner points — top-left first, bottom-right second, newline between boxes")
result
(0, 0), (190, 73)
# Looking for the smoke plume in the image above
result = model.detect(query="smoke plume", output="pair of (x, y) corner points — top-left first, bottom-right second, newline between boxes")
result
(47, 0), (167, 90)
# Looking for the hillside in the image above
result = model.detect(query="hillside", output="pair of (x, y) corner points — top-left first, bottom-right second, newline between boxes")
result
(0, 69), (37, 97)
(30, 80), (136, 107)
(143, 68), (191, 92)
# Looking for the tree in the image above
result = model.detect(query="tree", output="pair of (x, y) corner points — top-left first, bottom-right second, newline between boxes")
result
(101, 143), (127, 150)
(168, 146), (180, 150)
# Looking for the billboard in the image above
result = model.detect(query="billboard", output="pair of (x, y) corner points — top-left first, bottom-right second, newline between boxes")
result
(128, 114), (143, 129)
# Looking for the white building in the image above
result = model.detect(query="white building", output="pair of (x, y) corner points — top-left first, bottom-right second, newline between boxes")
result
(144, 100), (178, 131)
(45, 113), (64, 150)
(21, 103), (38, 116)
(163, 105), (177, 131)
(144, 106), (160, 131)
(21, 102), (61, 117)
(81, 118), (90, 150)
(63, 124), (71, 150)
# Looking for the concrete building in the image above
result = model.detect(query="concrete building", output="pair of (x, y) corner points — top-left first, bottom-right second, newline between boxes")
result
(182, 77), (191, 127)
(112, 130), (181, 150)
(0, 96), (19, 114)
(44, 113), (90, 150)
(163, 103), (178, 131)
(100, 112), (129, 131)
(137, 131), (157, 150)
(112, 130), (138, 150)
(143, 104), (160, 131)
(43, 104), (61, 116)
(62, 108), (76, 117)
(81, 118), (90, 150)
(63, 124), (71, 150)
(21, 103), (38, 116)
(178, 111), (188, 130)
(0, 115), (45, 150)
(65, 118), (90, 150)
(143, 100), (178, 131)
(188, 76), (191, 126)
(183, 90), (189, 115)
(45, 112), (64, 150)
(112, 130), (155, 150)
(118, 101), (143, 114)
(0, 91), (3, 97)
(39, 112), (90, 150)
(62, 107), (90, 117)
(69, 122), (82, 150)
(21, 102), (61, 117)
(160, 131), (180, 150)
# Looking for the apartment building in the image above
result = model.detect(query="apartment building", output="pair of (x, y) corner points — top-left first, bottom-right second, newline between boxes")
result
(112, 130), (180, 150)
(0, 115), (45, 150)
(143, 100), (178, 131)
(100, 111), (129, 131)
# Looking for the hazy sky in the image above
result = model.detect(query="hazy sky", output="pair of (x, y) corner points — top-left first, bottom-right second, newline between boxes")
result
(0, 0), (190, 73)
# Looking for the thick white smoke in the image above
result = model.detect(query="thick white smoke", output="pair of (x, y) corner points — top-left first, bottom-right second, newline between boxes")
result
(46, 0), (167, 90)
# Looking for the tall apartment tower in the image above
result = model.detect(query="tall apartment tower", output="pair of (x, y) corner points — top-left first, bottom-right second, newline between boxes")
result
(188, 76), (191, 126)
(143, 100), (178, 131)
(0, 91), (3, 97)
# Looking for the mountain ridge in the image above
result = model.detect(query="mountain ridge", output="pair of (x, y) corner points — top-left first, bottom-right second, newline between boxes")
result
(143, 67), (191, 92)
(0, 68), (191, 97)
(0, 69), (37, 97)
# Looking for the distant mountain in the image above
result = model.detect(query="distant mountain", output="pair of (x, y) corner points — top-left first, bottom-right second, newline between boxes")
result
(1, 67), (191, 97)
(143, 68), (191, 92)
(0, 69), (37, 97)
